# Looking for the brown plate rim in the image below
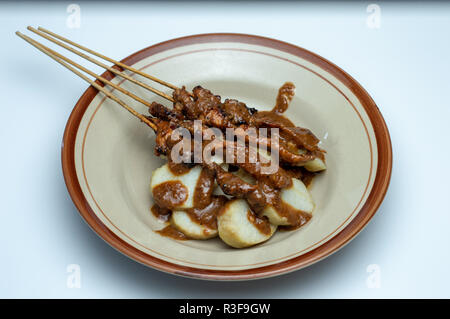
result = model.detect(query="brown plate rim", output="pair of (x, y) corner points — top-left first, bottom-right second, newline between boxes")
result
(61, 33), (392, 281)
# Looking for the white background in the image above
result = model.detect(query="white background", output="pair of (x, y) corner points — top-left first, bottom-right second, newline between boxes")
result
(1, 1), (449, 298)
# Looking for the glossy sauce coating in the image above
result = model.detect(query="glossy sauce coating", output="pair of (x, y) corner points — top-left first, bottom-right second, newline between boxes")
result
(272, 82), (296, 114)
(193, 168), (215, 209)
(285, 166), (316, 188)
(185, 196), (227, 230)
(157, 225), (189, 240)
(274, 200), (312, 228)
(263, 181), (312, 227)
(152, 181), (188, 209)
(249, 181), (311, 228)
(150, 204), (171, 223)
(167, 160), (192, 175)
(246, 210), (272, 236)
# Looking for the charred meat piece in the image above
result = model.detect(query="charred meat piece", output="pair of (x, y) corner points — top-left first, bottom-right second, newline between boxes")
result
(149, 102), (184, 121)
(221, 98), (256, 125)
(173, 86), (256, 128)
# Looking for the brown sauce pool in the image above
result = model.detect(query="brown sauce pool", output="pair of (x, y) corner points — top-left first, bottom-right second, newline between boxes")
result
(151, 204), (190, 240)
(152, 181), (188, 209)
(157, 225), (189, 240)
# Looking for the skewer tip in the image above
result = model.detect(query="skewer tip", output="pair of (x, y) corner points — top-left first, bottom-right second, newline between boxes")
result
(15, 31), (28, 41)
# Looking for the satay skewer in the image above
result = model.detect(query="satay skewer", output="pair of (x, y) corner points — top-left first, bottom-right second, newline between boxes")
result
(17, 28), (320, 168)
(16, 30), (301, 164)
(17, 29), (267, 196)
(18, 31), (162, 112)
(26, 26), (175, 102)
(16, 30), (275, 170)
(17, 29), (321, 239)
(36, 26), (180, 92)
(16, 31), (158, 131)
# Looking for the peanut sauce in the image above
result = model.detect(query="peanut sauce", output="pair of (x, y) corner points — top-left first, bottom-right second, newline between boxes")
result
(220, 143), (293, 189)
(275, 200), (312, 228)
(151, 204), (191, 240)
(252, 112), (320, 152)
(215, 164), (256, 196)
(272, 82), (296, 114)
(152, 166), (222, 238)
(185, 196), (227, 230)
(150, 204), (171, 223)
(167, 160), (192, 175)
(245, 181), (276, 214)
(251, 85), (322, 154)
(285, 166), (316, 188)
(193, 168), (215, 209)
(262, 181), (311, 227)
(157, 225), (189, 240)
(150, 82), (324, 242)
(252, 110), (295, 128)
(247, 181), (311, 228)
(152, 181), (188, 209)
(246, 210), (272, 236)
(300, 172), (315, 188)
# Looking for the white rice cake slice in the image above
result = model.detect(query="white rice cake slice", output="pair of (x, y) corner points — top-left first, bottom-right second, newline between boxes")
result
(150, 164), (202, 209)
(218, 199), (276, 248)
(261, 178), (314, 225)
(171, 210), (218, 240)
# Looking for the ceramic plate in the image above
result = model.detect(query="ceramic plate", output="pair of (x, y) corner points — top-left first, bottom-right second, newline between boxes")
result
(62, 33), (392, 280)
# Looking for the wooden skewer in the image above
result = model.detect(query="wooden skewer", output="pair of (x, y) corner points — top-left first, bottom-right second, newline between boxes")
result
(16, 31), (158, 132)
(19, 31), (154, 111)
(37, 26), (179, 92)
(27, 26), (174, 103)
(17, 30), (317, 171)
